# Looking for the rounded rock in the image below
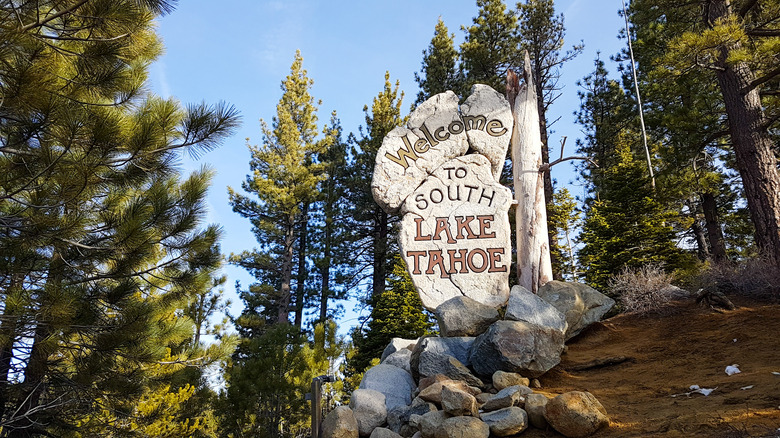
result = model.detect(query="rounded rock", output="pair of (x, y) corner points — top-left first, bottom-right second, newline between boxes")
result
(480, 406), (528, 436)
(434, 416), (489, 438)
(545, 391), (609, 438)
(322, 406), (359, 438)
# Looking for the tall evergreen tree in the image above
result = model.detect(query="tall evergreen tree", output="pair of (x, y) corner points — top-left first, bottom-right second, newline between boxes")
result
(0, 1), (239, 434)
(578, 141), (687, 291)
(229, 51), (333, 326)
(348, 73), (406, 301)
(414, 18), (460, 105)
(343, 76), (437, 382)
(576, 59), (689, 291)
(626, 0), (740, 262)
(460, 0), (521, 94)
(630, 0), (780, 261)
(312, 114), (356, 325)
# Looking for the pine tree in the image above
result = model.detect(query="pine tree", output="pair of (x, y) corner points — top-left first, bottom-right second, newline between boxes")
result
(312, 115), (356, 324)
(414, 18), (460, 105)
(229, 50), (333, 326)
(548, 188), (581, 280)
(0, 2), (239, 434)
(625, 0), (774, 262)
(630, 0), (780, 261)
(220, 323), (311, 438)
(578, 141), (687, 292)
(460, 0), (521, 95)
(576, 60), (690, 291)
(347, 73), (406, 301)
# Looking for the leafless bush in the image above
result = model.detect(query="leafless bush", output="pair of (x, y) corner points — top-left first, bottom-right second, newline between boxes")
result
(609, 264), (677, 315)
(700, 257), (780, 299)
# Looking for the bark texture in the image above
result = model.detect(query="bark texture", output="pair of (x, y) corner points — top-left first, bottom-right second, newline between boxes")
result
(509, 52), (553, 293)
(706, 0), (780, 261)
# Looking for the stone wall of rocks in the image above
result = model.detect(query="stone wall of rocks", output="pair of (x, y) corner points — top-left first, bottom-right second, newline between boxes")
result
(322, 281), (615, 438)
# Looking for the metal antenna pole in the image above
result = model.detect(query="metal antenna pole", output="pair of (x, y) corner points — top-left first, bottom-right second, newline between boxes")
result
(307, 375), (335, 438)
(622, 0), (656, 192)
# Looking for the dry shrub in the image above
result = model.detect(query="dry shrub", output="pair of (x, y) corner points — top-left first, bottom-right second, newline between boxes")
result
(609, 264), (676, 315)
(700, 256), (780, 299)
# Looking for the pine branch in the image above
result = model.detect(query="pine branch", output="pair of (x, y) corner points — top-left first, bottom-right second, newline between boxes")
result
(742, 65), (780, 94)
(746, 28), (780, 36)
(20, 0), (91, 32)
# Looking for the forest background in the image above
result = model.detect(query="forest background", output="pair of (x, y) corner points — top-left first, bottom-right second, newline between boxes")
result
(149, 0), (624, 329)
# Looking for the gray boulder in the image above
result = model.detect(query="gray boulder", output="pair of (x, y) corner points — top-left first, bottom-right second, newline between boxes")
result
(350, 389), (387, 437)
(505, 285), (567, 334)
(387, 398), (436, 435)
(481, 385), (531, 411)
(469, 320), (565, 378)
(322, 406), (359, 438)
(382, 338), (418, 361)
(435, 416), (489, 438)
(369, 428), (403, 438)
(418, 410), (449, 438)
(524, 393), (549, 429)
(434, 296), (499, 337)
(383, 348), (413, 373)
(410, 337), (474, 378)
(409, 337), (482, 387)
(415, 354), (484, 388)
(545, 391), (609, 438)
(360, 364), (416, 411)
(440, 385), (479, 417)
(537, 281), (615, 340)
(480, 407), (528, 436)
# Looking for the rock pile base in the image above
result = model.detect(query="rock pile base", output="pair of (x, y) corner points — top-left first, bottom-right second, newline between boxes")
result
(322, 281), (614, 438)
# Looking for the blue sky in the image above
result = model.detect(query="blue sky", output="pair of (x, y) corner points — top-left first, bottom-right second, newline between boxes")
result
(149, 0), (627, 331)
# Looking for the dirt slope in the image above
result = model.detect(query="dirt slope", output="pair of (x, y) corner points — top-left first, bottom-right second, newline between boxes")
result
(526, 297), (780, 437)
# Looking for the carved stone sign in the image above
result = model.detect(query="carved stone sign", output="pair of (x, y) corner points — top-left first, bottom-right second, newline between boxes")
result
(372, 86), (514, 311)
(399, 155), (512, 311)
(372, 88), (512, 213)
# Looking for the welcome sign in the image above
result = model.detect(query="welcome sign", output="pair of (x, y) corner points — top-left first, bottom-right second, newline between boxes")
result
(372, 86), (514, 311)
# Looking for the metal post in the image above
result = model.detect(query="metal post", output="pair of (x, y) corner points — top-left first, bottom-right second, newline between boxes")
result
(308, 375), (335, 438)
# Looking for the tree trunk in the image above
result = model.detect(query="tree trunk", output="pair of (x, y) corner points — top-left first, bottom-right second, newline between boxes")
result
(278, 215), (296, 324)
(294, 203), (309, 329)
(533, 62), (561, 281)
(706, 0), (780, 262)
(319, 208), (333, 324)
(509, 52), (553, 293)
(691, 219), (710, 261)
(372, 207), (388, 300)
(701, 192), (728, 262)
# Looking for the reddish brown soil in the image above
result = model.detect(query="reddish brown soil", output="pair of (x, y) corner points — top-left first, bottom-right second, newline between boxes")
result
(526, 297), (780, 437)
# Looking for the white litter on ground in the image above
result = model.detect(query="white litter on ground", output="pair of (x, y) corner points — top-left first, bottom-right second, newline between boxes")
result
(733, 338), (737, 343)
(671, 385), (717, 397)
(725, 364), (741, 375)
(740, 385), (755, 390)
(772, 371), (780, 376)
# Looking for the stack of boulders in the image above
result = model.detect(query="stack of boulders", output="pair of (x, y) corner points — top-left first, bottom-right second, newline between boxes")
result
(323, 280), (615, 438)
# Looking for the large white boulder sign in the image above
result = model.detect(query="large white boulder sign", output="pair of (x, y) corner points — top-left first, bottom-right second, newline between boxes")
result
(372, 86), (514, 311)
(399, 155), (512, 310)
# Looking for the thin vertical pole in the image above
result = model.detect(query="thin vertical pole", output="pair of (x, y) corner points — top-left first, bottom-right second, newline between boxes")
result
(622, 0), (656, 191)
(311, 379), (322, 438)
